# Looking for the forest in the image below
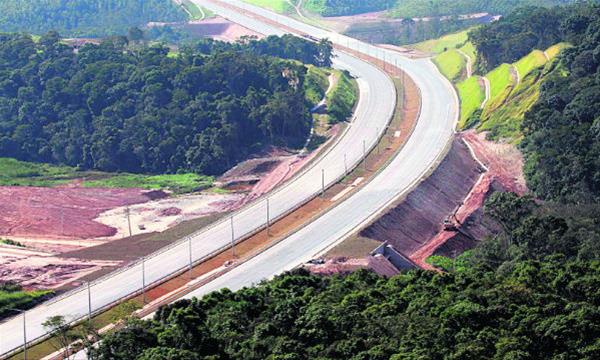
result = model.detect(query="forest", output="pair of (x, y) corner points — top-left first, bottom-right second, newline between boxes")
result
(390, 0), (576, 18)
(0, 33), (332, 175)
(469, 1), (600, 203)
(303, 0), (575, 18)
(89, 3), (600, 359)
(303, 0), (395, 16)
(520, 3), (600, 203)
(0, 0), (186, 37)
(93, 192), (600, 360)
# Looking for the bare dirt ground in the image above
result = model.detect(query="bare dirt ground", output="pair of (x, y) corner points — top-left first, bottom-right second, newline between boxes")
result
(183, 16), (263, 42)
(0, 244), (119, 289)
(0, 186), (165, 241)
(360, 138), (484, 256)
(409, 130), (527, 268)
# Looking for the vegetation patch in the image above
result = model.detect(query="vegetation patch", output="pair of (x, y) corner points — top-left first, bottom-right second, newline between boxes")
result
(485, 63), (514, 102)
(433, 48), (467, 82)
(180, 0), (207, 21)
(514, 49), (548, 79)
(304, 66), (331, 106)
(243, 0), (293, 13)
(0, 282), (53, 321)
(0, 33), (333, 176)
(327, 70), (358, 123)
(83, 174), (214, 194)
(0, 0), (187, 37)
(410, 29), (470, 54)
(456, 76), (485, 128)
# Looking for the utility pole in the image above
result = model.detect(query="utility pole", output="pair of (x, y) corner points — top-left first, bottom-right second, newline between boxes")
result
(376, 127), (380, 155)
(230, 216), (236, 258)
(87, 281), (92, 320)
(188, 237), (193, 280)
(10, 309), (27, 360)
(344, 153), (348, 177)
(266, 198), (271, 236)
(321, 169), (325, 198)
(141, 257), (146, 305)
(125, 206), (132, 238)
(60, 208), (64, 236)
(363, 140), (367, 171)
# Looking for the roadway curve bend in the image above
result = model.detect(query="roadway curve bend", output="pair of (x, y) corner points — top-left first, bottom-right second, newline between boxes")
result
(0, 2), (398, 357)
(182, 0), (458, 297)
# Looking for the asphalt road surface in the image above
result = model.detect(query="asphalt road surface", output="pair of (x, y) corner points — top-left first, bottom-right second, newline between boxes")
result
(183, 0), (458, 298)
(0, 3), (401, 357)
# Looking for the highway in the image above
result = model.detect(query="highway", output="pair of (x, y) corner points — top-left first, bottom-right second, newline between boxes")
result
(183, 0), (458, 297)
(0, 2), (399, 357)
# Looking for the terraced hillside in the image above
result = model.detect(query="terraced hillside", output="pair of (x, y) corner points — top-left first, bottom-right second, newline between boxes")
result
(425, 30), (569, 140)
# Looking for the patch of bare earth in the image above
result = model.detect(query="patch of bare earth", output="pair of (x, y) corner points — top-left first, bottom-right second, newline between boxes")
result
(183, 16), (263, 42)
(356, 128), (526, 270)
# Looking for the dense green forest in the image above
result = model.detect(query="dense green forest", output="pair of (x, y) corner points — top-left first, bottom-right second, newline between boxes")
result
(0, 0), (186, 37)
(468, 2), (600, 203)
(303, 0), (575, 17)
(0, 33), (332, 175)
(469, 6), (566, 72)
(94, 191), (600, 359)
(390, 0), (576, 18)
(303, 0), (395, 16)
(520, 3), (600, 203)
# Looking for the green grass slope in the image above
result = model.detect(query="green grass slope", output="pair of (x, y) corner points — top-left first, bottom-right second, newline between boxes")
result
(410, 29), (470, 54)
(0, 158), (213, 194)
(457, 76), (485, 128)
(304, 66), (331, 105)
(433, 48), (467, 82)
(514, 50), (548, 79)
(327, 70), (358, 123)
(486, 63), (514, 101)
(479, 60), (559, 141)
(243, 0), (293, 13)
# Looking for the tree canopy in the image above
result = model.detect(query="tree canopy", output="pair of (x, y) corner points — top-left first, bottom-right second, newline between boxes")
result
(0, 0), (187, 37)
(514, 3), (600, 203)
(0, 33), (331, 175)
(95, 191), (600, 359)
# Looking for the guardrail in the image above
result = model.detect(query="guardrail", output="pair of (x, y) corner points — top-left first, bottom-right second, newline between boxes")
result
(0, 9), (401, 360)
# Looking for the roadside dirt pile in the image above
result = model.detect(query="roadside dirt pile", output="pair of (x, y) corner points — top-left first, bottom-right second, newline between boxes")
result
(360, 138), (484, 255)
(0, 186), (165, 240)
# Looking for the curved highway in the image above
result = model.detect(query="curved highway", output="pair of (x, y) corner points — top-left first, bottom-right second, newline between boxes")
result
(183, 0), (458, 297)
(0, 3), (398, 357)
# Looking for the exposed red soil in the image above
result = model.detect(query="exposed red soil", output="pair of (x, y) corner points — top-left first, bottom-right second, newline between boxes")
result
(360, 138), (485, 256)
(183, 16), (263, 42)
(409, 130), (527, 268)
(159, 207), (182, 216)
(0, 186), (166, 240)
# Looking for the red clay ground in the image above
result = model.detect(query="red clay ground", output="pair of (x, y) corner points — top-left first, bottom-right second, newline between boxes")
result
(183, 16), (263, 42)
(410, 130), (527, 268)
(0, 186), (165, 240)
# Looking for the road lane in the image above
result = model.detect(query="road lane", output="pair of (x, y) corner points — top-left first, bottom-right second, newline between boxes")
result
(183, 0), (457, 298)
(0, 3), (398, 357)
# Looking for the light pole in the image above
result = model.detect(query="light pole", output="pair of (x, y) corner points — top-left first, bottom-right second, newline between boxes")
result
(321, 169), (325, 198)
(266, 198), (271, 236)
(188, 236), (193, 280)
(230, 216), (236, 258)
(362, 140), (367, 170)
(141, 257), (146, 305)
(344, 153), (348, 178)
(8, 309), (27, 360)
(87, 281), (92, 320)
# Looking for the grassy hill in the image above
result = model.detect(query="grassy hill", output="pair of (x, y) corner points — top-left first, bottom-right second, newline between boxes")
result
(424, 28), (568, 140)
